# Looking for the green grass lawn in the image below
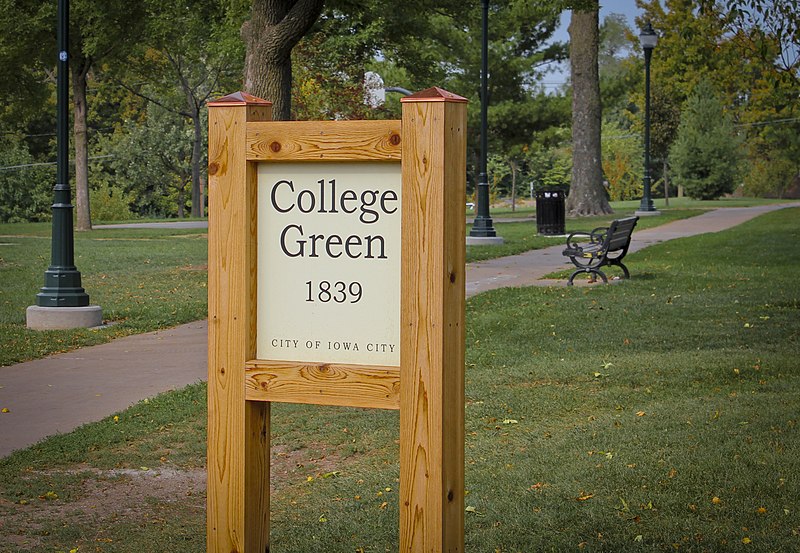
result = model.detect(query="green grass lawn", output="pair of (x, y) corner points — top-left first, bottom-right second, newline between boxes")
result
(1, 208), (798, 552)
(0, 224), (208, 366)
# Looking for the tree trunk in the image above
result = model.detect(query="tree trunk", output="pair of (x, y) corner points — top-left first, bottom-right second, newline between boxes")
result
(663, 159), (670, 207)
(200, 172), (207, 217)
(243, 0), (324, 121)
(177, 186), (185, 219)
(190, 107), (203, 217)
(509, 159), (518, 212)
(566, 4), (612, 217)
(71, 59), (92, 230)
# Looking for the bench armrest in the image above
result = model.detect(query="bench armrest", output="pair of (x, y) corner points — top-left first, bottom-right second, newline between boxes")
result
(565, 226), (607, 249)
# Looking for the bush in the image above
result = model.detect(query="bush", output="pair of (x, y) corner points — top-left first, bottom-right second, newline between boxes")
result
(601, 120), (642, 201)
(0, 136), (54, 223)
(743, 155), (798, 198)
(90, 182), (135, 222)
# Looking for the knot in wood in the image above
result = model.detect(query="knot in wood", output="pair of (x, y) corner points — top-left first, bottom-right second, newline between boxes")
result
(389, 133), (401, 146)
(208, 162), (220, 176)
(269, 141), (282, 153)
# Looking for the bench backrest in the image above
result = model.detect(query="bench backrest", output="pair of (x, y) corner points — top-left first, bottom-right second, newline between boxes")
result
(605, 216), (639, 252)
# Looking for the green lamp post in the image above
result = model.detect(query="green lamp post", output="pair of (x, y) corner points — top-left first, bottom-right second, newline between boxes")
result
(636, 21), (661, 216)
(467, 0), (503, 245)
(27, 0), (101, 329)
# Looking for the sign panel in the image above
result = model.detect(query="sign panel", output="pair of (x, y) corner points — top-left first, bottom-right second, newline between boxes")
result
(257, 162), (401, 366)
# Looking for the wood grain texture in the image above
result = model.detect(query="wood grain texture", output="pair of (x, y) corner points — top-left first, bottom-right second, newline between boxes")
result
(207, 97), (271, 553)
(247, 120), (401, 162)
(399, 95), (467, 552)
(245, 360), (400, 409)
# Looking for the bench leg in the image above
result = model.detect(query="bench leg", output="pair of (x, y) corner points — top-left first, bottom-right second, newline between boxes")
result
(567, 269), (581, 286)
(567, 269), (608, 286)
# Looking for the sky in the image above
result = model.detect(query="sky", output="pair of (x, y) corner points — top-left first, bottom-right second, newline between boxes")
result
(544, 1), (646, 90)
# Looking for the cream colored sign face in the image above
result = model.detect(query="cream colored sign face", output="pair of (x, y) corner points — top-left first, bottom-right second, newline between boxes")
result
(257, 163), (401, 366)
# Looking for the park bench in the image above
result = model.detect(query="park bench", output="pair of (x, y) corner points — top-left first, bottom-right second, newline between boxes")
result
(562, 216), (639, 286)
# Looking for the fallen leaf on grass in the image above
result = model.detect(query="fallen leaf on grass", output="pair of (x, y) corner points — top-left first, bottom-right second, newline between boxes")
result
(502, 419), (518, 425)
(465, 505), (486, 516)
(636, 411), (646, 417)
(742, 537), (752, 544)
(756, 507), (767, 514)
(712, 496), (722, 505)
(576, 492), (594, 501)
(379, 501), (388, 510)
(1, 407), (9, 413)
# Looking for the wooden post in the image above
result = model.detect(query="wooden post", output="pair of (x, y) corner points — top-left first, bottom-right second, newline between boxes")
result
(400, 88), (467, 552)
(207, 92), (272, 553)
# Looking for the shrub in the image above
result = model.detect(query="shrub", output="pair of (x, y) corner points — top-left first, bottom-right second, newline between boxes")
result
(90, 182), (135, 222)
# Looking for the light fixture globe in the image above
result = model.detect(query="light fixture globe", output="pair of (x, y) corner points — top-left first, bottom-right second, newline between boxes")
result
(639, 21), (658, 51)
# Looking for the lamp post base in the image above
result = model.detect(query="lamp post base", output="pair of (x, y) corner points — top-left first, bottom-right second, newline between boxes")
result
(466, 235), (505, 246)
(26, 305), (103, 330)
(634, 209), (662, 217)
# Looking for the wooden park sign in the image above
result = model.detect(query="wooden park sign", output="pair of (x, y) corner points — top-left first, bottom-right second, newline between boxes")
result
(207, 87), (466, 552)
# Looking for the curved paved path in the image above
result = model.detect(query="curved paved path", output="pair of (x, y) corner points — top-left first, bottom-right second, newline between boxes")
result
(1, 203), (796, 457)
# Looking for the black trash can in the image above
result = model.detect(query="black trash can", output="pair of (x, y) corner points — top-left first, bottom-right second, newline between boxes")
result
(535, 187), (566, 235)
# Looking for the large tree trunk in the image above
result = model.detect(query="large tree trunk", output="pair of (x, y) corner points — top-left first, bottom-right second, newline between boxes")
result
(567, 4), (612, 217)
(243, 0), (324, 121)
(71, 59), (92, 230)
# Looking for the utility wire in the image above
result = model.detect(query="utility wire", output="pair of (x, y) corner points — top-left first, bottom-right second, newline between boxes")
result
(0, 155), (114, 172)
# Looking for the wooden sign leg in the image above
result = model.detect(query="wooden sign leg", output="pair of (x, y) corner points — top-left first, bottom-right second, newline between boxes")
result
(400, 90), (467, 552)
(207, 93), (272, 553)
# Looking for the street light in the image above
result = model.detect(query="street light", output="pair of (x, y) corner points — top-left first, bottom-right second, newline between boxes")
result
(26, 0), (101, 329)
(468, 0), (503, 244)
(636, 21), (660, 216)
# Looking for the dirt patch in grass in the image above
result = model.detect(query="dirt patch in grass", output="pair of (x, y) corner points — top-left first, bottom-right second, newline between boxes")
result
(0, 444), (347, 549)
(176, 264), (208, 272)
(0, 466), (205, 549)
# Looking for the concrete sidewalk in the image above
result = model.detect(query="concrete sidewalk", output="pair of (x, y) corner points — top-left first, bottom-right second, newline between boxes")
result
(1, 203), (796, 457)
